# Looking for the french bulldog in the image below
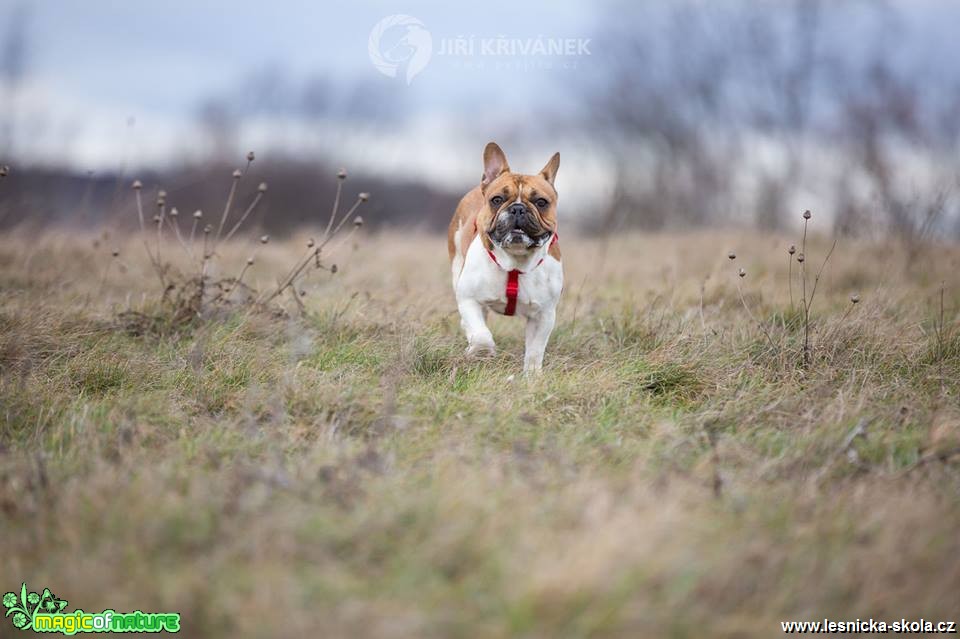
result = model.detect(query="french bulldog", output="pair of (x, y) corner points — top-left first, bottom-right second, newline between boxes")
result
(447, 142), (563, 374)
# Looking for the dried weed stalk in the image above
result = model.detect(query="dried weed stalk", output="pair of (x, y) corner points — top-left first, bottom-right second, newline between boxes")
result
(120, 156), (369, 334)
(728, 209), (860, 367)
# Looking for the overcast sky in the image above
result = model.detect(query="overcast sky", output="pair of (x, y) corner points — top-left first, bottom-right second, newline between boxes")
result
(1, 1), (599, 176)
(3, 0), (960, 197)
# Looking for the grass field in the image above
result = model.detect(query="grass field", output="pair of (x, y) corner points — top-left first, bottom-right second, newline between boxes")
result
(1, 227), (959, 637)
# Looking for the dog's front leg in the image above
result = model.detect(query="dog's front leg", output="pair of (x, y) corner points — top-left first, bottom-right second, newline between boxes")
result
(523, 307), (556, 374)
(458, 297), (496, 356)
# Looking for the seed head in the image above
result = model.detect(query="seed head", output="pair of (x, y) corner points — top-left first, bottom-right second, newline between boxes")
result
(307, 238), (315, 248)
(260, 234), (270, 244)
(246, 151), (256, 162)
(131, 179), (142, 190)
(158, 189), (167, 199)
(258, 182), (268, 193)
(728, 252), (736, 260)
(337, 168), (347, 180)
(797, 253), (805, 263)
(788, 244), (796, 255)
(204, 224), (213, 234)
(358, 192), (370, 202)
(299, 289), (306, 297)
(156, 197), (166, 207)
(0, 165), (8, 178)
(331, 264), (338, 274)
(193, 210), (203, 219)
(850, 293), (860, 304)
(111, 248), (120, 258)
(152, 214), (162, 224)
(803, 210), (811, 220)
(246, 257), (255, 265)
(169, 207), (179, 217)
(353, 215), (364, 228)
(738, 268), (746, 278)
(232, 169), (242, 179)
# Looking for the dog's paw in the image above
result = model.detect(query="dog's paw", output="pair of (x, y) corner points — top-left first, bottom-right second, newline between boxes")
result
(466, 334), (496, 358)
(523, 364), (544, 377)
(466, 343), (496, 358)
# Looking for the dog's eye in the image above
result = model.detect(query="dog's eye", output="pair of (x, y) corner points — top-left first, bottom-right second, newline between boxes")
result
(491, 196), (504, 207)
(535, 198), (549, 208)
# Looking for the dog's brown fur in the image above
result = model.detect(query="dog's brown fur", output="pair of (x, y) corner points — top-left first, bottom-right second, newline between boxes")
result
(448, 143), (561, 273)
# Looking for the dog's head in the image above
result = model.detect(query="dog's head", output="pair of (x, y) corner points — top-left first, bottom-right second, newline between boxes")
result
(477, 142), (560, 256)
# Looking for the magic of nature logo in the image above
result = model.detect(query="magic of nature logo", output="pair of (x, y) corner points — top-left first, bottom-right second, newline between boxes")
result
(3, 583), (180, 634)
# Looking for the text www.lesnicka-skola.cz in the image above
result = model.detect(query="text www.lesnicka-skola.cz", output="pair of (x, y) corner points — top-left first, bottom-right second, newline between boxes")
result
(781, 619), (957, 634)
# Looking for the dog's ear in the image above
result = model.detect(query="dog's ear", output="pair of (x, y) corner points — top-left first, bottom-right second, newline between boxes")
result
(481, 142), (510, 187)
(539, 152), (560, 186)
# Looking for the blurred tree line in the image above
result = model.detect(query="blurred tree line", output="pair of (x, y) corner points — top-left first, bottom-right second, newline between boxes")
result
(585, 0), (960, 243)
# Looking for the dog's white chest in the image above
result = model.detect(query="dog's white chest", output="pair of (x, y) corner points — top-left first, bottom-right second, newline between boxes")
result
(455, 236), (562, 318)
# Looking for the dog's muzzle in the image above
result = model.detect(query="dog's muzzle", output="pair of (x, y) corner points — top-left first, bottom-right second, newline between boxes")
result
(491, 204), (552, 250)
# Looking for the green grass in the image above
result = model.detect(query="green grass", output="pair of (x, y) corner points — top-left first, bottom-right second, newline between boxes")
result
(1, 230), (959, 637)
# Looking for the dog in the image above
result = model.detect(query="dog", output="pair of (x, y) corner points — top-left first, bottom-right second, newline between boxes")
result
(448, 142), (563, 374)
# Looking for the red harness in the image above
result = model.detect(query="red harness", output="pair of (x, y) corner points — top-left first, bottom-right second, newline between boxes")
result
(481, 227), (558, 316)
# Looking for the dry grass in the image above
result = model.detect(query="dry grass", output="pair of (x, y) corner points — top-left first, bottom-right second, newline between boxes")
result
(1, 228), (959, 637)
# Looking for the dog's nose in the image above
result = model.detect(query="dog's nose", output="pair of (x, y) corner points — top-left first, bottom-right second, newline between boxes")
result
(508, 203), (526, 218)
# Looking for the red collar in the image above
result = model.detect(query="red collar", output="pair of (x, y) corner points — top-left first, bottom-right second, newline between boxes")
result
(480, 225), (558, 316)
